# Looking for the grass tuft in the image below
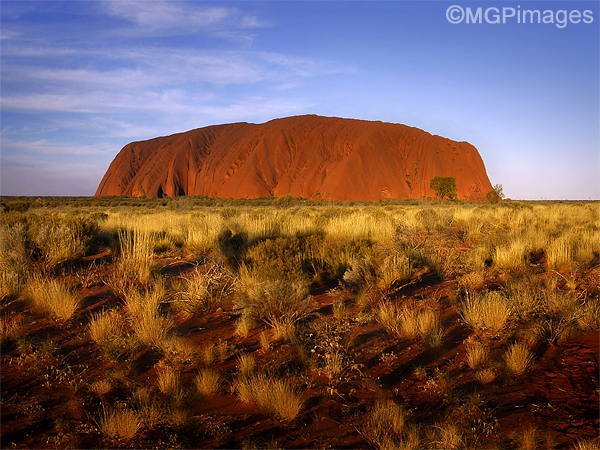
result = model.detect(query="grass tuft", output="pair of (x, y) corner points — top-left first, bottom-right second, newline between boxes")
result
(97, 405), (141, 441)
(195, 369), (223, 397)
(235, 373), (303, 420)
(26, 275), (80, 321)
(504, 342), (535, 376)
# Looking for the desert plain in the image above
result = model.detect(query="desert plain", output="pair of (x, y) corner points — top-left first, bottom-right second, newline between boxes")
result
(0, 196), (598, 449)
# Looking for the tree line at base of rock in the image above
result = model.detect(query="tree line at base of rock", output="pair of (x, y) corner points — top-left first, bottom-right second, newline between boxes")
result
(430, 176), (504, 202)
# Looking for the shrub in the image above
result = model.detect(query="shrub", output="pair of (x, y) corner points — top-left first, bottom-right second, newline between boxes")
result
(238, 280), (313, 336)
(342, 257), (377, 290)
(244, 236), (309, 283)
(430, 176), (457, 201)
(27, 276), (80, 320)
(217, 228), (248, 269)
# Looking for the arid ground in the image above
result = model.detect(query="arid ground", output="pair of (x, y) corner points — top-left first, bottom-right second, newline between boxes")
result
(1, 197), (598, 449)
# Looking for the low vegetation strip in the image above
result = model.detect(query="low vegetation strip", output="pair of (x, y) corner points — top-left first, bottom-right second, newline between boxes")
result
(0, 197), (598, 448)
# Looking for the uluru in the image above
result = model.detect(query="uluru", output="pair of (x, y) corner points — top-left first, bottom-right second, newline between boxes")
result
(95, 115), (493, 201)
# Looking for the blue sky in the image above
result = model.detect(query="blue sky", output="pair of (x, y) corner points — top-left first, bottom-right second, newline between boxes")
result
(1, 1), (598, 199)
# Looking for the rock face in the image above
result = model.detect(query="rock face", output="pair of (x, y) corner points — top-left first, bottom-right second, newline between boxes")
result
(95, 115), (493, 201)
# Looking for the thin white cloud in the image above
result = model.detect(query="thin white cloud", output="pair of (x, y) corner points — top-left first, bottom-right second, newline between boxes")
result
(105, 1), (231, 29)
(2, 48), (354, 115)
(103, 1), (267, 36)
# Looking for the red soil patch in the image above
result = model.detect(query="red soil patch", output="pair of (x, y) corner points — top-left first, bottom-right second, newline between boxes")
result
(1, 255), (598, 449)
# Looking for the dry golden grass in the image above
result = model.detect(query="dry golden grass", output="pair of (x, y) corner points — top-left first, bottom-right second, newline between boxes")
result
(89, 379), (112, 396)
(238, 280), (313, 334)
(35, 224), (86, 268)
(88, 309), (124, 347)
(322, 349), (345, 379)
(377, 254), (412, 291)
(475, 367), (497, 384)
(259, 330), (271, 351)
(172, 265), (235, 315)
(98, 406), (141, 441)
(195, 369), (223, 397)
(237, 354), (257, 377)
(572, 438), (600, 450)
(459, 270), (486, 291)
(461, 290), (510, 333)
(504, 342), (535, 376)
(378, 301), (442, 344)
(236, 373), (303, 420)
(466, 342), (488, 369)
(363, 402), (420, 450)
(0, 315), (23, 345)
(116, 227), (154, 284)
(0, 224), (28, 299)
(156, 365), (180, 396)
(133, 309), (173, 348)
(235, 315), (251, 338)
(122, 282), (173, 348)
(201, 343), (215, 365)
(517, 426), (539, 450)
(216, 340), (230, 362)
(369, 402), (407, 435)
(26, 275), (80, 320)
(494, 240), (528, 271)
(434, 423), (463, 449)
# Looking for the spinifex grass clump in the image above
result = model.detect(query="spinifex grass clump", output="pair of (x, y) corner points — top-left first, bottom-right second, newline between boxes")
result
(97, 405), (141, 441)
(461, 290), (511, 333)
(195, 369), (223, 397)
(237, 279), (314, 340)
(26, 275), (80, 321)
(171, 264), (235, 314)
(122, 282), (173, 348)
(0, 223), (29, 300)
(88, 309), (135, 360)
(35, 224), (85, 268)
(504, 342), (535, 376)
(377, 301), (443, 345)
(362, 402), (420, 450)
(235, 373), (303, 420)
(116, 227), (154, 284)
